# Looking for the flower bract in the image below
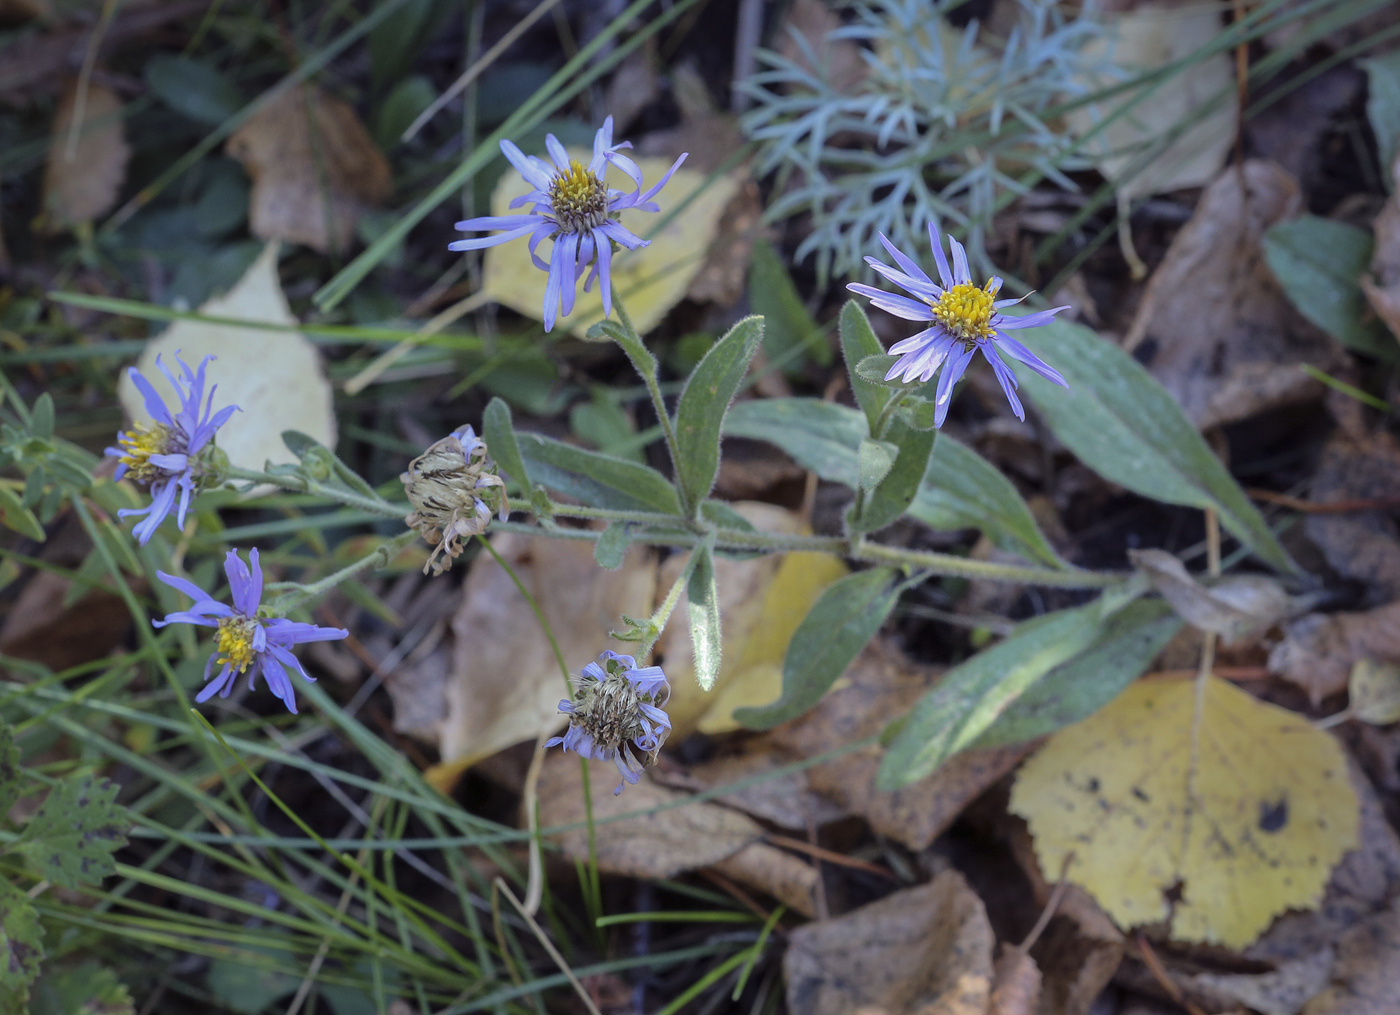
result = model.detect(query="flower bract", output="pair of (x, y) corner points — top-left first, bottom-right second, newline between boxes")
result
(450, 116), (687, 331)
(401, 425), (508, 576)
(105, 353), (237, 544)
(547, 651), (672, 795)
(847, 225), (1071, 427)
(154, 548), (347, 714)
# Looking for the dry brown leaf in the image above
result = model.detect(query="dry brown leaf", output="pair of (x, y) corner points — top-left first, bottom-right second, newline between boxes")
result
(658, 750), (846, 831)
(226, 83), (391, 254)
(772, 639), (1030, 851)
(1129, 549), (1293, 646)
(438, 532), (657, 770)
(0, 569), (130, 673)
(1299, 897), (1400, 1015)
(783, 871), (995, 1015)
(1361, 155), (1400, 340)
(990, 946), (1041, 1015)
(536, 753), (818, 916)
(42, 78), (129, 228)
(1269, 601), (1400, 706)
(1125, 160), (1338, 429)
(1303, 429), (1400, 606)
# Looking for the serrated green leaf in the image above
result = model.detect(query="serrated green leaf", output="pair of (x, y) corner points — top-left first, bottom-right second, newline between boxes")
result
(674, 316), (763, 513)
(857, 439), (897, 491)
(736, 567), (898, 729)
(969, 600), (1181, 749)
(1013, 317), (1298, 573)
(853, 354), (903, 387)
(516, 433), (681, 514)
(31, 962), (134, 1015)
(594, 522), (630, 570)
(749, 239), (831, 370)
(851, 416), (935, 533)
(879, 602), (1111, 789)
(144, 55), (245, 125)
(840, 301), (896, 434)
(30, 394), (54, 441)
(1362, 50), (1400, 185)
(1263, 217), (1393, 358)
(686, 538), (722, 691)
(0, 484), (45, 541)
(482, 397), (534, 498)
(0, 880), (42, 1009)
(15, 776), (127, 889)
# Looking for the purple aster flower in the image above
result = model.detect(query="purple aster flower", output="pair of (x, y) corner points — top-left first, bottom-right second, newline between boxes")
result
(546, 650), (671, 795)
(846, 225), (1071, 427)
(450, 116), (687, 331)
(153, 548), (347, 714)
(105, 353), (237, 545)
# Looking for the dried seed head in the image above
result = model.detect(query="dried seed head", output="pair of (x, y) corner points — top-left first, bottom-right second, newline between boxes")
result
(401, 426), (508, 576)
(547, 651), (672, 794)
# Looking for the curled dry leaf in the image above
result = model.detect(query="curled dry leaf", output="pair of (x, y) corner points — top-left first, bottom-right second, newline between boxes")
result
(1011, 676), (1360, 950)
(1270, 601), (1400, 706)
(1129, 548), (1293, 646)
(1304, 428), (1400, 606)
(536, 753), (818, 916)
(783, 870), (994, 1015)
(656, 750), (846, 832)
(120, 242), (337, 478)
(437, 532), (657, 771)
(1126, 160), (1337, 429)
(226, 84), (391, 255)
(1361, 154), (1400, 342)
(42, 78), (130, 228)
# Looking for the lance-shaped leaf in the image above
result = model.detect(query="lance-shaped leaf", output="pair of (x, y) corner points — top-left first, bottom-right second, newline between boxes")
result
(594, 522), (631, 570)
(735, 567), (899, 729)
(687, 536), (722, 691)
(840, 300), (896, 434)
(1012, 317), (1297, 573)
(516, 432), (682, 515)
(673, 316), (763, 513)
(750, 238), (831, 369)
(482, 396), (535, 498)
(851, 417), (935, 533)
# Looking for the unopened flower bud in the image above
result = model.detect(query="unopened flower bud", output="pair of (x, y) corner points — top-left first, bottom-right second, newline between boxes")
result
(401, 425), (508, 576)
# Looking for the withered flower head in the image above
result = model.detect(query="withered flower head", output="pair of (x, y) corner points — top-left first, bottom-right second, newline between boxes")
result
(401, 425), (508, 576)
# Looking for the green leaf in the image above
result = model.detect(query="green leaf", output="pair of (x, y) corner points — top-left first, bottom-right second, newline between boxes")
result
(0, 484), (45, 541)
(749, 239), (830, 370)
(594, 522), (630, 570)
(851, 416), (935, 533)
(281, 431), (378, 499)
(969, 600), (1181, 749)
(878, 602), (1113, 789)
(858, 439), (898, 491)
(735, 567), (898, 729)
(516, 433), (681, 514)
(374, 74), (435, 150)
(687, 537), (722, 691)
(570, 387), (643, 464)
(1263, 217), (1393, 358)
(0, 725), (18, 817)
(909, 436), (1068, 569)
(206, 949), (299, 1015)
(14, 776), (127, 889)
(853, 354), (903, 388)
(723, 398), (863, 487)
(31, 962), (134, 1015)
(673, 315), (763, 513)
(840, 300), (896, 434)
(896, 396), (940, 431)
(1013, 317), (1298, 573)
(1362, 50), (1400, 185)
(482, 397), (534, 499)
(144, 55), (245, 125)
(591, 320), (660, 389)
(30, 394), (53, 441)
(0, 880), (42, 1010)
(367, 0), (441, 90)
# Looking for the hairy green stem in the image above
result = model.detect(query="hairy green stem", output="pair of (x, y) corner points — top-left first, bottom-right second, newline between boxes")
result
(611, 288), (683, 476)
(266, 530), (419, 615)
(226, 466), (408, 519)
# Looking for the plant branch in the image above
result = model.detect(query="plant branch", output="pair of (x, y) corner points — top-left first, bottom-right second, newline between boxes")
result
(227, 466), (408, 519)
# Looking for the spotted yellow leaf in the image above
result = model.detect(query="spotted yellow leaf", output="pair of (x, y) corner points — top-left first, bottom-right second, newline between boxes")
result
(1010, 676), (1359, 949)
(482, 152), (739, 338)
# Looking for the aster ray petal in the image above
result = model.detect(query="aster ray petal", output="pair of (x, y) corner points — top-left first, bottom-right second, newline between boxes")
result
(865, 256), (941, 299)
(557, 233), (579, 317)
(128, 368), (173, 425)
(598, 219), (647, 250)
(500, 139), (553, 190)
(983, 345), (1026, 421)
(993, 333), (1070, 387)
(604, 151), (645, 191)
(545, 133), (570, 171)
(846, 284), (935, 321)
(993, 306), (1070, 330)
(448, 223), (542, 251)
(933, 344), (977, 427)
(156, 570), (216, 604)
(195, 663), (237, 703)
(927, 223), (955, 288)
(948, 235), (972, 285)
(877, 232), (934, 286)
(455, 214), (544, 231)
(542, 247), (565, 332)
(888, 327), (943, 355)
(131, 480), (179, 544)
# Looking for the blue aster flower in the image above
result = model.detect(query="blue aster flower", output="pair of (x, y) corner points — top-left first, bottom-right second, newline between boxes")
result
(450, 116), (687, 331)
(153, 548), (347, 714)
(847, 225), (1071, 427)
(547, 650), (672, 794)
(105, 353), (237, 545)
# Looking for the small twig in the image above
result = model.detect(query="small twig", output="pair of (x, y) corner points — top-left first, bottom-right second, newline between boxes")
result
(496, 877), (604, 1015)
(765, 834), (898, 881)
(699, 869), (772, 923)
(1150, 666), (1268, 683)
(521, 730), (554, 916)
(1021, 853), (1074, 952)
(1247, 488), (1400, 514)
(731, 0), (764, 113)
(1135, 933), (1207, 1015)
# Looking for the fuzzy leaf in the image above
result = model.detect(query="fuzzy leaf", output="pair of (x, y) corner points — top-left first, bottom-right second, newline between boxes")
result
(482, 397), (534, 498)
(673, 316), (763, 512)
(516, 433), (681, 515)
(840, 301), (896, 434)
(851, 417), (935, 533)
(686, 538), (723, 692)
(594, 522), (631, 570)
(0, 484), (45, 542)
(15, 776), (127, 889)
(857, 439), (898, 491)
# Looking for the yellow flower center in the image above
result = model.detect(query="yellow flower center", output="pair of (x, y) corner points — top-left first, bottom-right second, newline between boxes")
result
(215, 616), (259, 673)
(930, 278), (1000, 345)
(117, 422), (177, 483)
(548, 159), (609, 234)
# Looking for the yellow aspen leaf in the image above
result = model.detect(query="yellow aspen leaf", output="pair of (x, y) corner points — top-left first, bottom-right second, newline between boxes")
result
(1350, 658), (1400, 725)
(481, 152), (740, 338)
(1010, 676), (1359, 950)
